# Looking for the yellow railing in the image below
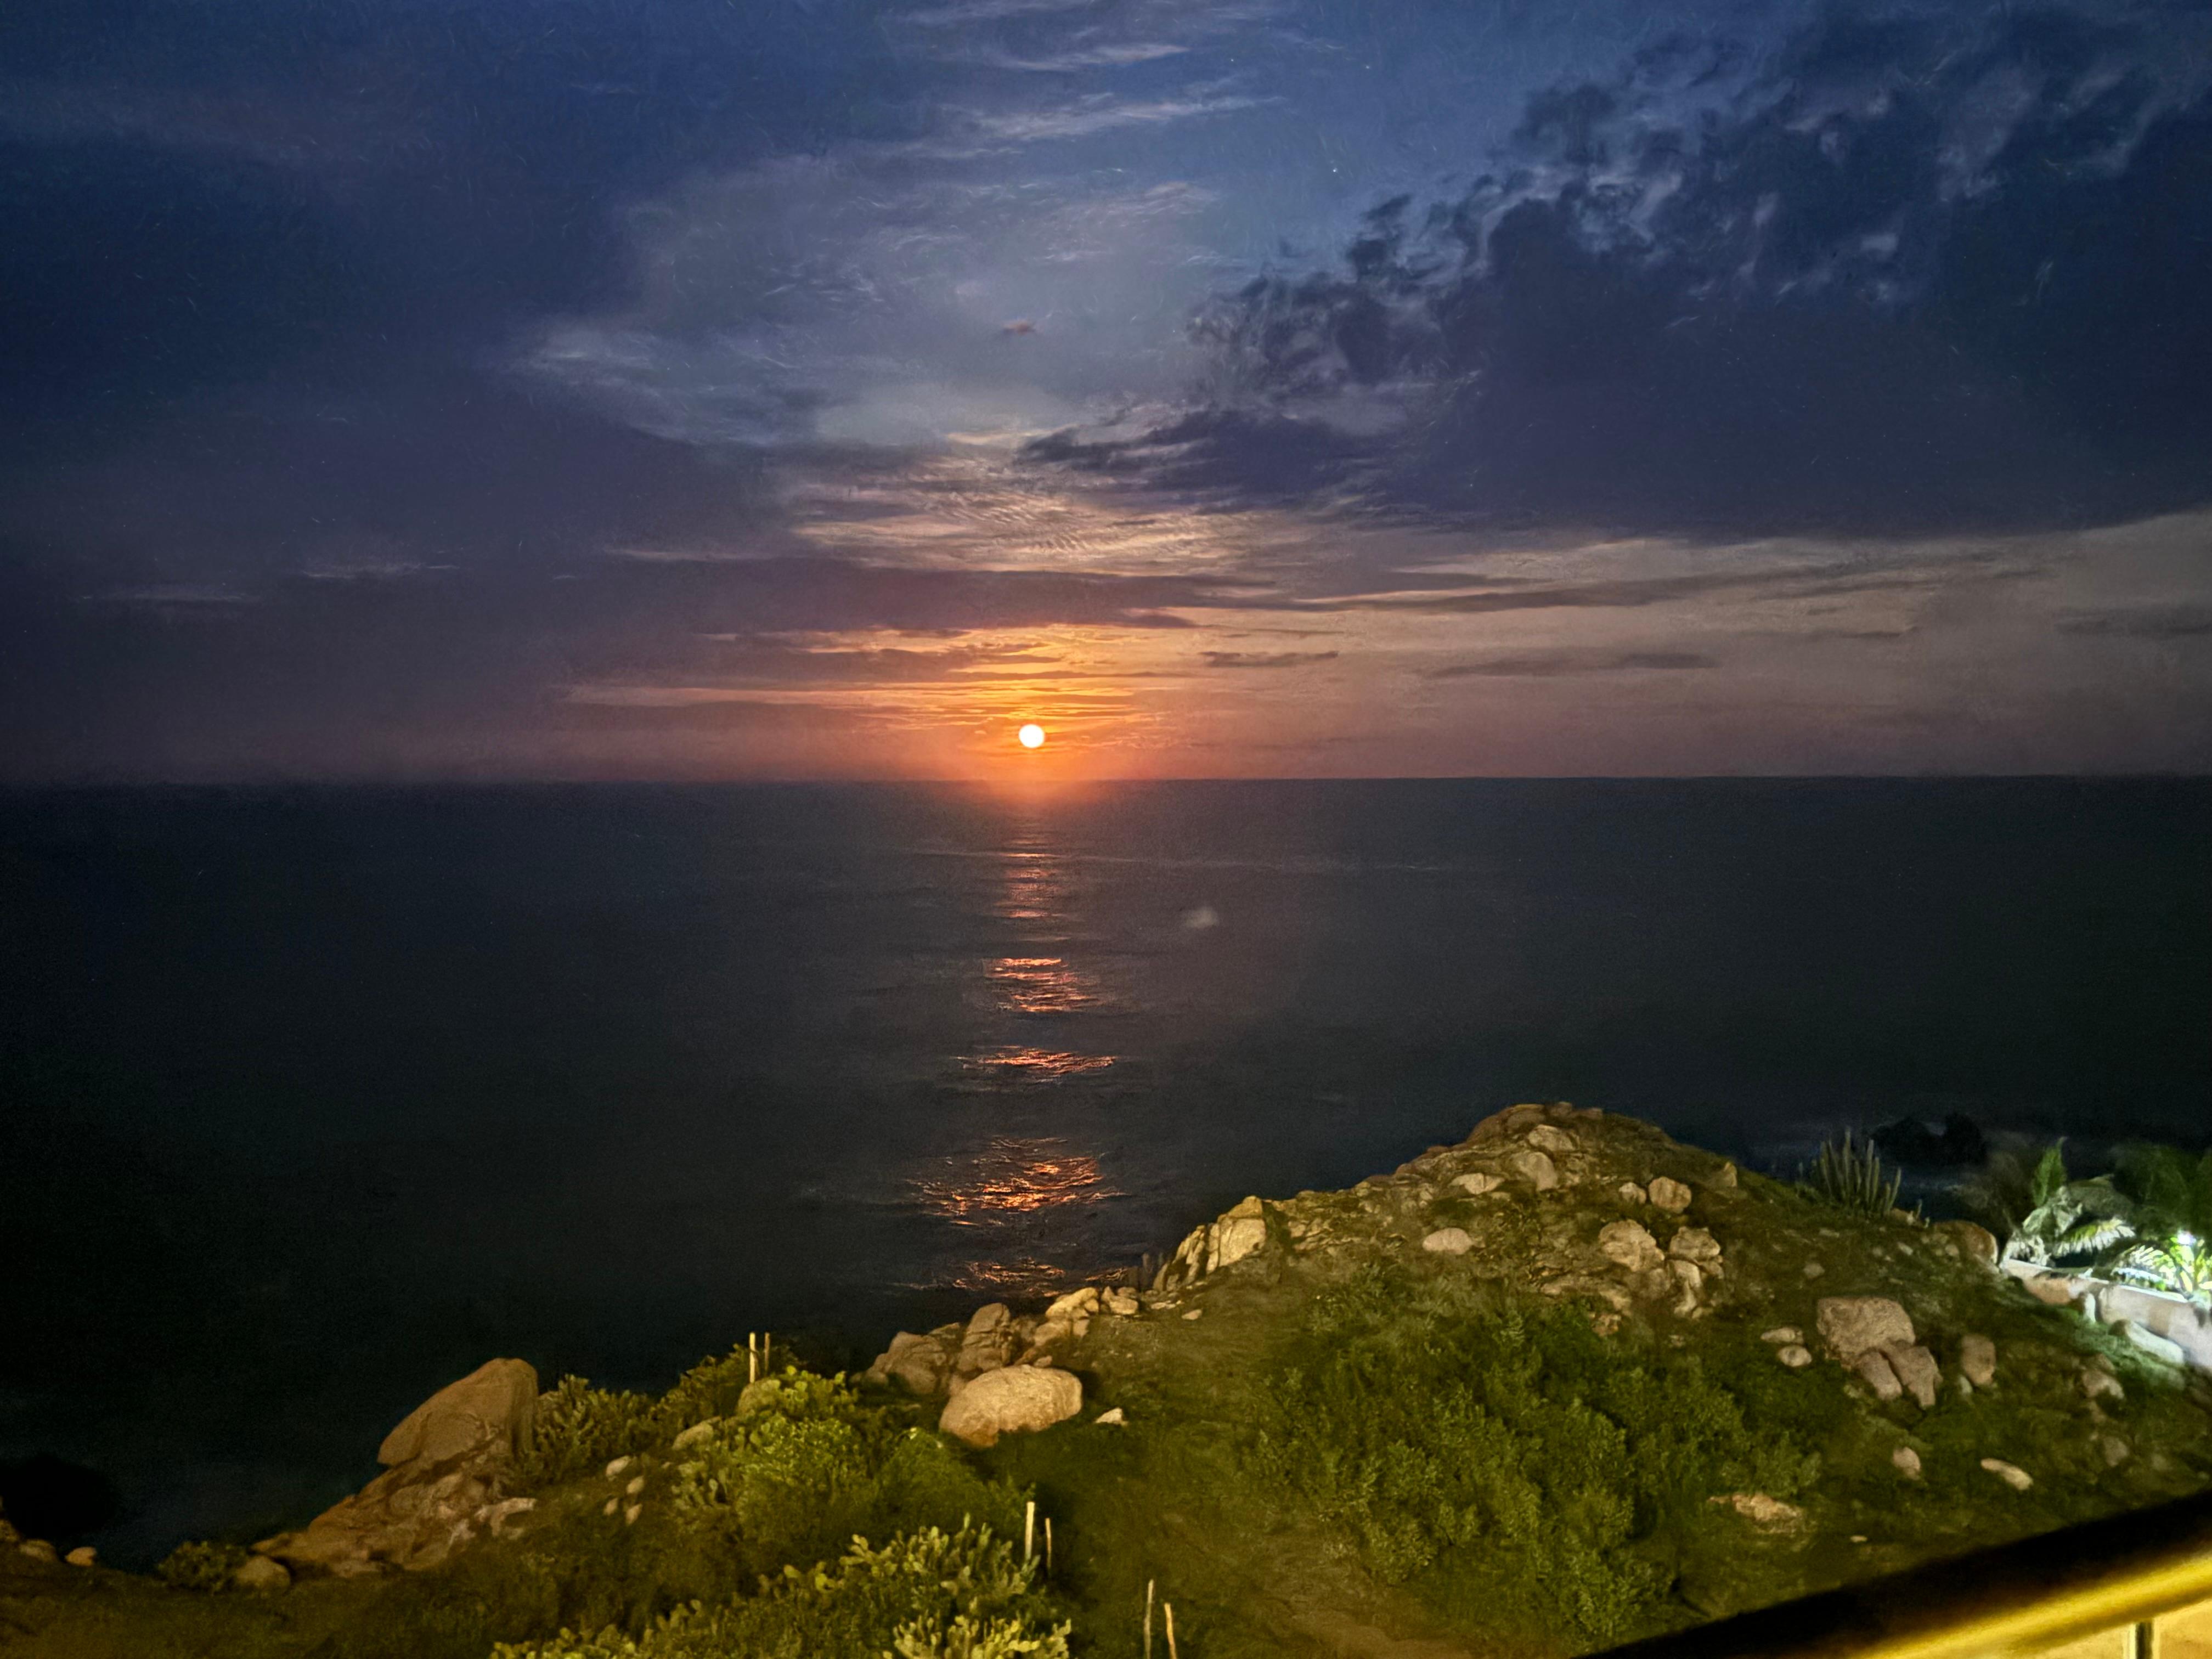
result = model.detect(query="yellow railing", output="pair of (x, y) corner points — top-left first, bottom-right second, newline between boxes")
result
(1595, 1489), (2212, 1659)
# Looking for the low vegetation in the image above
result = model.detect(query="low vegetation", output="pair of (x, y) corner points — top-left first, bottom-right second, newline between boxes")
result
(9, 1107), (2212, 1659)
(1250, 1268), (1821, 1643)
(493, 1522), (1068, 1659)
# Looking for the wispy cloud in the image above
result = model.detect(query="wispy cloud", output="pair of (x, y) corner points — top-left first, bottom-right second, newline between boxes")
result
(955, 91), (1265, 143)
(1424, 650), (1714, 678)
(963, 43), (1192, 72)
(1202, 650), (1339, 669)
(2056, 604), (2212, 640)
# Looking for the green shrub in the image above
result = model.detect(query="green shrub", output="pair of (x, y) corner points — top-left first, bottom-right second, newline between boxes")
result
(518, 1375), (660, 1489)
(1249, 1269), (1818, 1645)
(155, 1538), (253, 1592)
(491, 1521), (1069, 1659)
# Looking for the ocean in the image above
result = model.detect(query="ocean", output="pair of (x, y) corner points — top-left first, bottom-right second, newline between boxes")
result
(3, 777), (2207, 1561)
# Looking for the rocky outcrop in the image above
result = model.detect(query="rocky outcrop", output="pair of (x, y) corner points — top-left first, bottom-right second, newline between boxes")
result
(254, 1358), (539, 1578)
(938, 1365), (1082, 1448)
(1817, 1297), (1916, 1360)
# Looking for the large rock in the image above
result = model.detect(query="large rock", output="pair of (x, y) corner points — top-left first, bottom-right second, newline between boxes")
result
(1211, 1199), (1269, 1270)
(257, 1358), (539, 1578)
(870, 1331), (953, 1396)
(233, 1555), (291, 1592)
(1887, 1344), (1942, 1409)
(1854, 1349), (1905, 1402)
(938, 1365), (1083, 1448)
(1598, 1221), (1664, 1273)
(1669, 1228), (1723, 1269)
(376, 1358), (538, 1468)
(957, 1305), (1016, 1376)
(1959, 1333), (1997, 1389)
(1818, 1297), (1916, 1360)
(1510, 1150), (1560, 1191)
(1933, 1221), (2000, 1268)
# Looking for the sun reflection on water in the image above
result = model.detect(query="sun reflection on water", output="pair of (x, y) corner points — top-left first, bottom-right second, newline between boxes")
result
(958, 1046), (1116, 1082)
(986, 956), (1104, 1014)
(911, 1136), (1118, 1225)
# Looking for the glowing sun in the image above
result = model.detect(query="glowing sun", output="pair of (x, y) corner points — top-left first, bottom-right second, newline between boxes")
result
(1017, 723), (1047, 749)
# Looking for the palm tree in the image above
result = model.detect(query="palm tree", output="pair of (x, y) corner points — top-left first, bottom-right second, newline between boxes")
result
(1961, 1143), (2135, 1268)
(2109, 1144), (2212, 1305)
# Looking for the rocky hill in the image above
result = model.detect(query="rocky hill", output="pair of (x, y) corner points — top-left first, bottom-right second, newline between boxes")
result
(8, 1103), (2211, 1658)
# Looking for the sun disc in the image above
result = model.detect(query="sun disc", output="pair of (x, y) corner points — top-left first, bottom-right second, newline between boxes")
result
(1017, 723), (1046, 749)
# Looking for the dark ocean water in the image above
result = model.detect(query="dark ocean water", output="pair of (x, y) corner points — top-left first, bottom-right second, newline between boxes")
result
(3, 778), (2209, 1562)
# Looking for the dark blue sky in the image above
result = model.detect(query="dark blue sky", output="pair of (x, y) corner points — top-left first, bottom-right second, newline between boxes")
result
(4, 0), (2210, 778)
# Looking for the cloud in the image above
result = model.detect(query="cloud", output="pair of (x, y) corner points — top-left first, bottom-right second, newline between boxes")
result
(2056, 604), (2212, 640)
(1201, 650), (1338, 668)
(955, 92), (1263, 143)
(1023, 3), (2212, 538)
(1424, 650), (1713, 678)
(961, 43), (1193, 73)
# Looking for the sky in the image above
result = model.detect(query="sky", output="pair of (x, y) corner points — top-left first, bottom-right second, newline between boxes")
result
(4, 0), (2211, 781)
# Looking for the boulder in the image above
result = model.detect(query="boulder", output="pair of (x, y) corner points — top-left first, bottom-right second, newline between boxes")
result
(1933, 1221), (2000, 1268)
(872, 1332), (953, 1396)
(1959, 1333), (1997, 1389)
(1648, 1177), (1692, 1214)
(1454, 1172), (1504, 1197)
(1982, 1458), (2034, 1492)
(1526, 1125), (1577, 1155)
(957, 1306), (1016, 1376)
(376, 1359), (537, 1469)
(1421, 1227), (1474, 1256)
(18, 1539), (58, 1565)
(1509, 1150), (1560, 1190)
(1818, 1296), (1916, 1360)
(1892, 1446), (1922, 1479)
(1669, 1227), (1723, 1269)
(1668, 1259), (1706, 1315)
(257, 1358), (540, 1577)
(671, 1419), (718, 1451)
(1047, 1287), (1101, 1322)
(64, 1546), (96, 1567)
(1761, 1327), (1803, 1345)
(1211, 1200), (1269, 1270)
(1618, 1183), (1648, 1205)
(2081, 1367), (2125, 1402)
(233, 1555), (291, 1592)
(2018, 1272), (2081, 1307)
(1777, 1345), (1813, 1369)
(1886, 1345), (1942, 1409)
(1854, 1349), (1905, 1402)
(1598, 1220), (1664, 1273)
(1103, 1288), (1139, 1316)
(938, 1365), (1083, 1448)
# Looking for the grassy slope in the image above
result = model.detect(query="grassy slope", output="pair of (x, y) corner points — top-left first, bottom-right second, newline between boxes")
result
(8, 1106), (2211, 1658)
